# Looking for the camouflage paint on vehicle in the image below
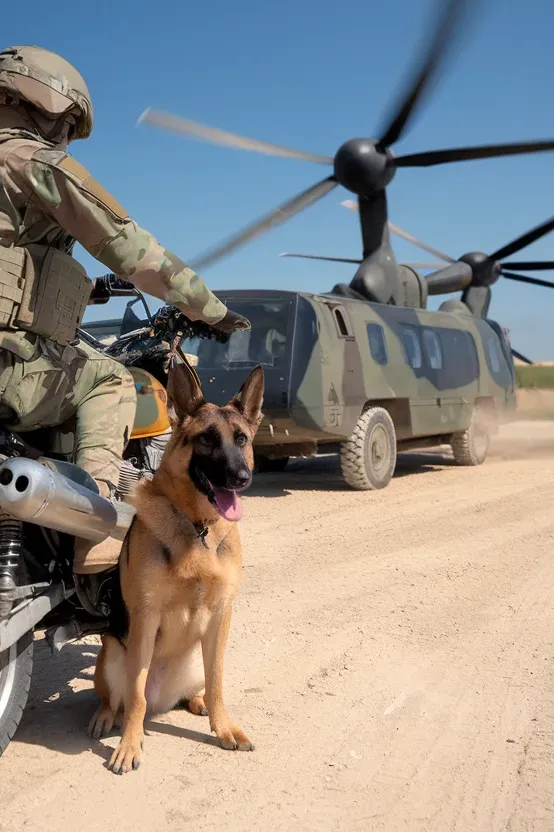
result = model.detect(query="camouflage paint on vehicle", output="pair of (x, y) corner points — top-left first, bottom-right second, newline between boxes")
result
(184, 289), (516, 458)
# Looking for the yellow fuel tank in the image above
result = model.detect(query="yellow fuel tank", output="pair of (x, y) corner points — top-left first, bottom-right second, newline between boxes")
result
(129, 367), (171, 440)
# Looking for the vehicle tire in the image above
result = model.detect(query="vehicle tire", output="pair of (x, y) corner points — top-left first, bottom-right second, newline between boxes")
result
(0, 630), (33, 756)
(450, 408), (490, 466)
(340, 407), (397, 491)
(256, 457), (290, 473)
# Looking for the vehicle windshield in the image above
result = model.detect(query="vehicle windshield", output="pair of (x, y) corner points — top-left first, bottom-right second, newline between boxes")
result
(180, 298), (291, 369)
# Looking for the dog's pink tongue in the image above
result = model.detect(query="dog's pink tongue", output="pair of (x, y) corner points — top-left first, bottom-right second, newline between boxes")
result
(212, 488), (242, 521)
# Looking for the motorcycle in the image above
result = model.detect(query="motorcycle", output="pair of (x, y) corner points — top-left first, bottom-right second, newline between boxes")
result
(0, 274), (227, 756)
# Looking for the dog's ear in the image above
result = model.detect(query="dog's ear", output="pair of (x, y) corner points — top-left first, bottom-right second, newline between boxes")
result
(229, 365), (264, 427)
(167, 360), (205, 424)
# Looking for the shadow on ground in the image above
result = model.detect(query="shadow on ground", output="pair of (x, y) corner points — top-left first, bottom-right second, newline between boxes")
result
(12, 637), (108, 760)
(247, 449), (454, 499)
(12, 637), (224, 760)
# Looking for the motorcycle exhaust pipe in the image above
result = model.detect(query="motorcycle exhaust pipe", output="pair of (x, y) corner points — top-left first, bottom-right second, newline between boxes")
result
(0, 458), (134, 543)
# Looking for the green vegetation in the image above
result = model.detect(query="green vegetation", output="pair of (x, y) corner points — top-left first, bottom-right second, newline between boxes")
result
(515, 365), (554, 389)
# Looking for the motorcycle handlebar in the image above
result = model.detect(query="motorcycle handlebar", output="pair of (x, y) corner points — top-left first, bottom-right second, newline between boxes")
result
(89, 274), (137, 304)
(88, 277), (231, 343)
(153, 306), (230, 344)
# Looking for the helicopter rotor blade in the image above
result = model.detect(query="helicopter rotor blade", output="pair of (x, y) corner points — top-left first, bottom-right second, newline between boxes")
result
(489, 216), (554, 261)
(340, 199), (359, 212)
(377, 0), (469, 148)
(511, 348), (533, 365)
(395, 139), (554, 168)
(279, 252), (442, 269)
(340, 202), (456, 264)
(501, 271), (554, 289)
(137, 108), (333, 165)
(189, 176), (338, 271)
(280, 252), (362, 263)
(388, 222), (456, 263)
(500, 260), (554, 271)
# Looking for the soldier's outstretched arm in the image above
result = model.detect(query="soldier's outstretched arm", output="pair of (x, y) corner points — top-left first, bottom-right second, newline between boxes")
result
(4, 142), (249, 332)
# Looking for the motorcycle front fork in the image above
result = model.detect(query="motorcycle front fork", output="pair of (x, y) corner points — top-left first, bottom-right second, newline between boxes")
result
(0, 511), (22, 619)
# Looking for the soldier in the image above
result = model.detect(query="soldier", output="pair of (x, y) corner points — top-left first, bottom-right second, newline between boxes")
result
(0, 45), (249, 614)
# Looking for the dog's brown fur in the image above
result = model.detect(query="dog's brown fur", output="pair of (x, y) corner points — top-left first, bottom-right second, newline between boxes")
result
(88, 361), (264, 774)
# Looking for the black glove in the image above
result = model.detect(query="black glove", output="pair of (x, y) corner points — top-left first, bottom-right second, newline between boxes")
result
(213, 310), (251, 334)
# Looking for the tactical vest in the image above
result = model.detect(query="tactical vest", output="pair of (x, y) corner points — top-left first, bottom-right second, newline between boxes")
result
(0, 130), (93, 346)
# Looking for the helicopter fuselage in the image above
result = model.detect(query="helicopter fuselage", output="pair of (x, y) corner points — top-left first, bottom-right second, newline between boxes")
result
(185, 289), (516, 461)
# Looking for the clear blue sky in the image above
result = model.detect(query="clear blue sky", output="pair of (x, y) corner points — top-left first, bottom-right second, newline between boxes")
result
(6, 0), (554, 359)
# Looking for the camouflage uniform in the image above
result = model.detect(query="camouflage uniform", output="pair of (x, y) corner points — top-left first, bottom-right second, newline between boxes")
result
(0, 46), (249, 583)
(0, 331), (137, 490)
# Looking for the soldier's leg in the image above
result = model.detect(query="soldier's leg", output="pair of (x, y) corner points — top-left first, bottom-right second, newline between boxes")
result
(0, 336), (80, 434)
(1, 337), (136, 490)
(0, 350), (17, 424)
(70, 345), (136, 498)
(0, 336), (137, 579)
(64, 342), (136, 576)
(28, 344), (137, 614)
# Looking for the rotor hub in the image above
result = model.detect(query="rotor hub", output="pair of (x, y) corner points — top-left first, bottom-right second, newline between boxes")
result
(459, 251), (502, 287)
(334, 139), (396, 196)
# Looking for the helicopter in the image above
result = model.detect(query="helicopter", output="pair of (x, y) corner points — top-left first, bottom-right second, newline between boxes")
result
(135, 0), (554, 489)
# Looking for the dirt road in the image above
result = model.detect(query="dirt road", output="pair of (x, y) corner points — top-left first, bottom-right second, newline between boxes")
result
(1, 421), (554, 832)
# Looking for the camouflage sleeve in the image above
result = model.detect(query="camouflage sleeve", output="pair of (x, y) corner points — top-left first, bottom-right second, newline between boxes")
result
(3, 143), (228, 326)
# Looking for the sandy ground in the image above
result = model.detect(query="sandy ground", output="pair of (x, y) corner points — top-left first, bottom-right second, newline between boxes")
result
(515, 388), (554, 418)
(1, 420), (554, 832)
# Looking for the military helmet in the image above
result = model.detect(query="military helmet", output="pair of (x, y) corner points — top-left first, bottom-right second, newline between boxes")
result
(0, 45), (93, 140)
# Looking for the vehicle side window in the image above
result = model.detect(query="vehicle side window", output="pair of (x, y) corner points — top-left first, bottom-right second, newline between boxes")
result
(332, 306), (352, 337)
(478, 326), (513, 388)
(436, 327), (479, 387)
(483, 319), (515, 386)
(366, 323), (388, 365)
(422, 328), (443, 370)
(401, 326), (422, 369)
(486, 336), (501, 373)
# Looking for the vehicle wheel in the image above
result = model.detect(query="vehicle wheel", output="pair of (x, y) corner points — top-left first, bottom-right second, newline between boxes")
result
(0, 630), (33, 756)
(450, 408), (490, 466)
(340, 407), (397, 490)
(256, 457), (290, 473)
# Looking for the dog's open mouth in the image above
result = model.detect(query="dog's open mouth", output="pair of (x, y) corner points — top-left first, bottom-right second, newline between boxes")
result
(209, 484), (242, 522)
(194, 468), (243, 522)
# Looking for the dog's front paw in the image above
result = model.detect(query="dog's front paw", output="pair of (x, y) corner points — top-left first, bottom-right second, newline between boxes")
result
(87, 706), (115, 740)
(108, 735), (143, 774)
(216, 724), (254, 752)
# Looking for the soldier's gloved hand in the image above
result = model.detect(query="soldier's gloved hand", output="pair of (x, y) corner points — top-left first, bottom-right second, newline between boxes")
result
(213, 310), (251, 334)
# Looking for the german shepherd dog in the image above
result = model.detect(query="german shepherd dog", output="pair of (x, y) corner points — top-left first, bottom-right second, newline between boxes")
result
(87, 360), (264, 774)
